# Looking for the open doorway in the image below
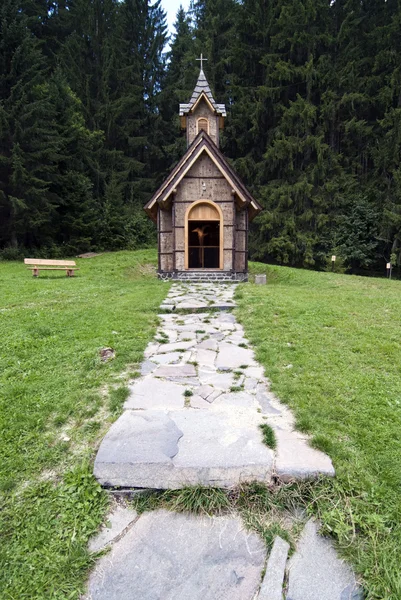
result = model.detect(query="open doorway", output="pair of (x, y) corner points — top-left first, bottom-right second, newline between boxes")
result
(188, 221), (220, 268)
(185, 201), (223, 269)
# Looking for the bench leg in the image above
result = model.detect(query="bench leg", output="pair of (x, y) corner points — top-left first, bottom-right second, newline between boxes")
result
(33, 267), (39, 277)
(66, 269), (75, 277)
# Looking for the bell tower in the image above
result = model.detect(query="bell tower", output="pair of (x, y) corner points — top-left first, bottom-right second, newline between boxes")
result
(179, 55), (226, 148)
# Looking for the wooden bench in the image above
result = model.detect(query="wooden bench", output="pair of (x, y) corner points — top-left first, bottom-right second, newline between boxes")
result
(24, 258), (79, 277)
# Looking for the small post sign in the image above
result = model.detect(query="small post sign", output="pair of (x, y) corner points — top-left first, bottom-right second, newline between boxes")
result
(331, 255), (336, 271)
(386, 262), (392, 279)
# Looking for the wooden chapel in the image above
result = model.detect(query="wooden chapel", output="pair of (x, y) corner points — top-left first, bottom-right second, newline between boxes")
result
(144, 58), (262, 281)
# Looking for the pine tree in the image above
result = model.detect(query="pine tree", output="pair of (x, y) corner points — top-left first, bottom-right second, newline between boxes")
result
(0, 0), (57, 250)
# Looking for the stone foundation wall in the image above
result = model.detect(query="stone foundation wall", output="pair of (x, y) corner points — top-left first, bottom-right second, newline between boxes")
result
(158, 271), (248, 283)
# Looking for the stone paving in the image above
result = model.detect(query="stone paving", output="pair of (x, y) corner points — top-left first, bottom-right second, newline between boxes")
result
(87, 283), (362, 600)
(159, 281), (236, 311)
(94, 283), (334, 489)
(85, 506), (362, 600)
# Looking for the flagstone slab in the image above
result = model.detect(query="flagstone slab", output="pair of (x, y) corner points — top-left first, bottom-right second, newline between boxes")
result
(151, 352), (183, 365)
(213, 391), (259, 410)
(246, 366), (265, 379)
(125, 379), (186, 410)
(274, 429), (335, 481)
(85, 510), (266, 600)
(88, 506), (138, 553)
(190, 395), (211, 409)
(206, 389), (223, 403)
(286, 520), (361, 600)
(154, 364), (197, 378)
(161, 329), (178, 342)
(258, 535), (289, 600)
(154, 341), (195, 353)
(197, 338), (218, 350)
(195, 384), (214, 399)
(195, 348), (217, 367)
(216, 342), (257, 369)
(140, 360), (157, 376)
(199, 369), (235, 388)
(95, 408), (274, 489)
(94, 411), (183, 488)
(244, 377), (259, 391)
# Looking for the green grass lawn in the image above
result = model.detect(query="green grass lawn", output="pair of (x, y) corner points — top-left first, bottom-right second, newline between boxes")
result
(237, 264), (401, 600)
(0, 250), (168, 599)
(1, 251), (401, 599)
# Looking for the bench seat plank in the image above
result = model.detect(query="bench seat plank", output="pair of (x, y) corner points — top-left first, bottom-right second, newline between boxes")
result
(24, 258), (76, 266)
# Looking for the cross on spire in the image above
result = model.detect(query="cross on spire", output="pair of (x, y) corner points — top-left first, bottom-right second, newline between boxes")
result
(196, 53), (207, 71)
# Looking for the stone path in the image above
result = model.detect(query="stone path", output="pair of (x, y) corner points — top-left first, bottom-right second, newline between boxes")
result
(85, 504), (362, 600)
(159, 282), (236, 311)
(86, 283), (362, 600)
(94, 283), (334, 489)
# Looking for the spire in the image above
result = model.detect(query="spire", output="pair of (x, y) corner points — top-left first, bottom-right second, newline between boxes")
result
(179, 56), (226, 118)
(189, 66), (219, 108)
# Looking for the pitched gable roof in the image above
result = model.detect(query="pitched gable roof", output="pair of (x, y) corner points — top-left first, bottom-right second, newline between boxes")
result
(179, 69), (226, 117)
(144, 130), (262, 222)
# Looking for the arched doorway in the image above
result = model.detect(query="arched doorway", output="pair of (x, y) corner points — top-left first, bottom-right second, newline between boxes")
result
(185, 200), (223, 269)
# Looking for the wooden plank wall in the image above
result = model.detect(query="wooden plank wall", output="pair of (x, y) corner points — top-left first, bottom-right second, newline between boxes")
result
(158, 152), (248, 274)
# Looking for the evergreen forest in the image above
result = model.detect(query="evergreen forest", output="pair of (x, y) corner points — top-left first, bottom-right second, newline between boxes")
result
(1, 0), (401, 275)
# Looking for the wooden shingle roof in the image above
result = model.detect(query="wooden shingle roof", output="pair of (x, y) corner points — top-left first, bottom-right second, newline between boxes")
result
(144, 130), (262, 222)
(179, 69), (226, 117)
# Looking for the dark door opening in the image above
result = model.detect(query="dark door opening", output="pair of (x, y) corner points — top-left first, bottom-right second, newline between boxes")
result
(188, 220), (220, 269)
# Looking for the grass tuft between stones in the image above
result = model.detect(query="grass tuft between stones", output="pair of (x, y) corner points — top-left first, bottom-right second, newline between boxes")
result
(133, 486), (230, 516)
(259, 423), (277, 449)
(131, 481), (333, 554)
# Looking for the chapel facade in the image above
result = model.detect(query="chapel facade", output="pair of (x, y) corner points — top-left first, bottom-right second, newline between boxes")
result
(144, 62), (262, 281)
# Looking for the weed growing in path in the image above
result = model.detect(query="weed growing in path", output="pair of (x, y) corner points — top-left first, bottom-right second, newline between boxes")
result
(259, 424), (277, 449)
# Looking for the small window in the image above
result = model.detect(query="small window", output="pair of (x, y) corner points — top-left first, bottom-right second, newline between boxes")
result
(197, 118), (209, 134)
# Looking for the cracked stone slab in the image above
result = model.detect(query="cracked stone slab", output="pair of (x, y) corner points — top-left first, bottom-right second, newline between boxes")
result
(286, 519), (362, 600)
(95, 408), (273, 489)
(274, 429), (335, 481)
(125, 379), (186, 410)
(94, 411), (183, 487)
(171, 409), (274, 487)
(88, 505), (138, 553)
(85, 510), (266, 600)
